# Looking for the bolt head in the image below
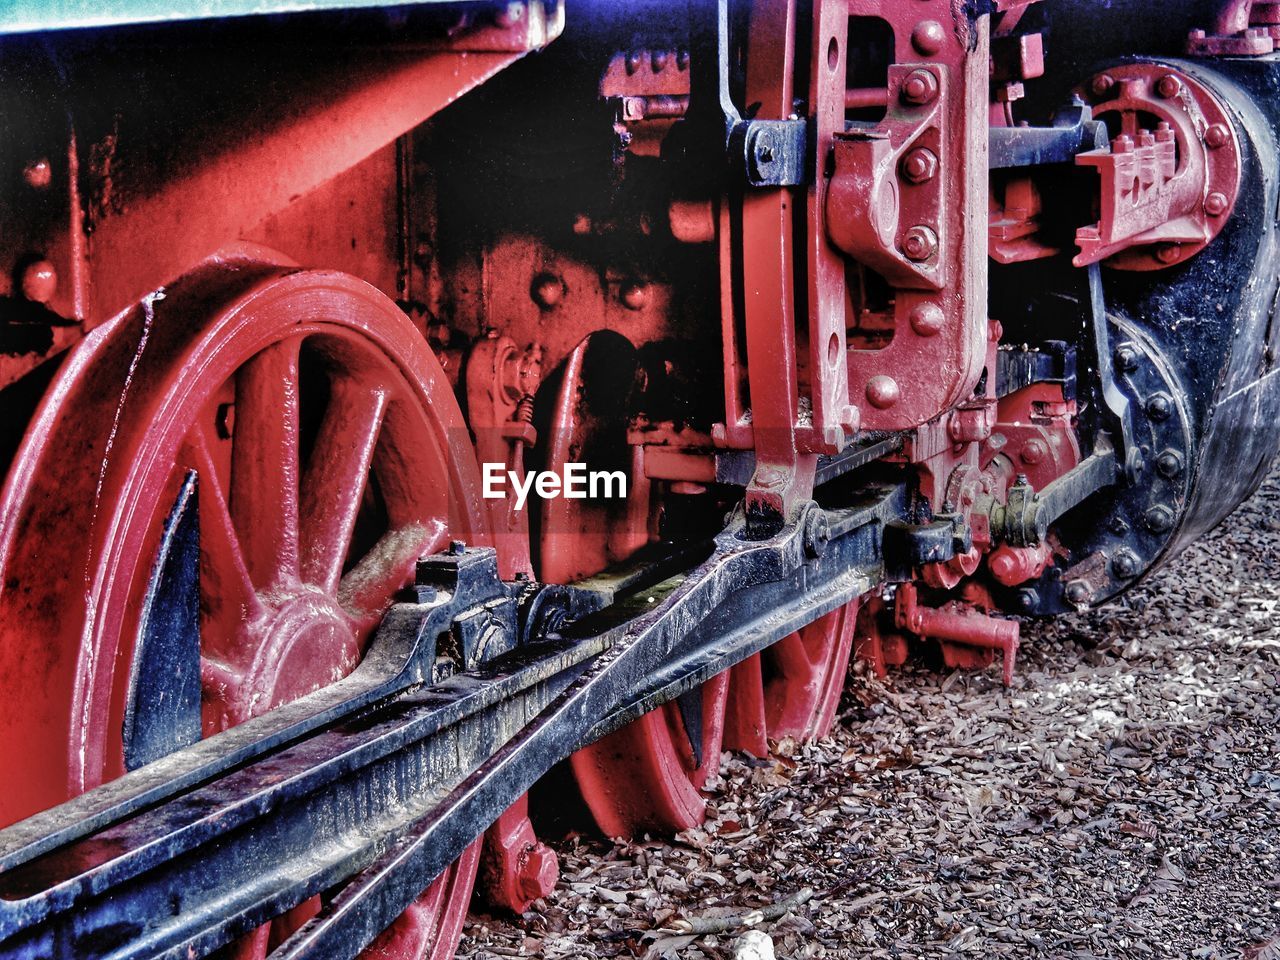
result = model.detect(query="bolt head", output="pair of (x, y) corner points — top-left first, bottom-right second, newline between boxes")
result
(448, 539), (466, 556)
(1113, 344), (1139, 373)
(901, 68), (939, 105)
(1155, 449), (1184, 478)
(908, 301), (944, 337)
(517, 843), (560, 903)
(1155, 242), (1183, 264)
(620, 281), (649, 311)
(20, 259), (56, 304)
(1090, 73), (1115, 97)
(1204, 123), (1230, 149)
(22, 158), (51, 189)
(901, 147), (938, 184)
(1205, 191), (1229, 216)
(1145, 392), (1173, 421)
(1156, 74), (1182, 98)
(865, 375), (900, 410)
(531, 273), (563, 309)
(1109, 516), (1130, 535)
(1065, 580), (1091, 605)
(911, 19), (946, 55)
(625, 50), (643, 74)
(1144, 505), (1175, 534)
(990, 552), (1016, 581)
(1017, 587), (1040, 611)
(1111, 550), (1140, 579)
(902, 225), (938, 262)
(1020, 438), (1049, 465)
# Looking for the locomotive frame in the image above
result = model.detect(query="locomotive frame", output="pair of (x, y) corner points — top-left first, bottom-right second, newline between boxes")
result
(0, 0), (1277, 957)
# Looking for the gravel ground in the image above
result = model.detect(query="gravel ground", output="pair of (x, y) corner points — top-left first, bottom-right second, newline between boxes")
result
(459, 470), (1280, 959)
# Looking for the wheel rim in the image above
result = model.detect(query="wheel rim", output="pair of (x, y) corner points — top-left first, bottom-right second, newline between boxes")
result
(760, 602), (860, 741)
(538, 336), (862, 837)
(0, 253), (484, 959)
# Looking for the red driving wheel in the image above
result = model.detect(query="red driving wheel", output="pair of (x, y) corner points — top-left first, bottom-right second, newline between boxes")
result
(538, 334), (860, 837)
(570, 602), (860, 837)
(0, 249), (485, 959)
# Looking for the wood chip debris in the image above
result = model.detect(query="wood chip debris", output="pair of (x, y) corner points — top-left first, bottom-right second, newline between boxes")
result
(459, 468), (1280, 958)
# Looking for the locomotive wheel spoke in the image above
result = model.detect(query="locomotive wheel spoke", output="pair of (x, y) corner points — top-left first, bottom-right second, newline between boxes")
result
(186, 424), (263, 637)
(339, 520), (449, 636)
(0, 265), (490, 960)
(230, 336), (302, 589)
(300, 383), (389, 594)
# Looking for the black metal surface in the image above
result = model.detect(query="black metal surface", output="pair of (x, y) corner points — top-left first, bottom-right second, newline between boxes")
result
(988, 99), (1107, 168)
(995, 341), (1076, 401)
(716, 434), (904, 488)
(123, 470), (203, 772)
(733, 118), (808, 187)
(0, 546), (516, 876)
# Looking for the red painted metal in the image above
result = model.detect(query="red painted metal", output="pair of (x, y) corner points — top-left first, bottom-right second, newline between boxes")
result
(1188, 0), (1280, 54)
(737, 0), (815, 522)
(480, 793), (559, 914)
(465, 334), (543, 579)
(0, 250), (489, 957)
(895, 583), (1021, 686)
(853, 598), (909, 679)
(827, 0), (990, 432)
(0, 6), (558, 397)
(1073, 65), (1242, 271)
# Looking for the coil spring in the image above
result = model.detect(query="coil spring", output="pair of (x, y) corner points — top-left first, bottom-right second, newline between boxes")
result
(514, 394), (535, 423)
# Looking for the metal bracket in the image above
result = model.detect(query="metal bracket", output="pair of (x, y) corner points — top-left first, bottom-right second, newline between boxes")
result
(732, 119), (809, 187)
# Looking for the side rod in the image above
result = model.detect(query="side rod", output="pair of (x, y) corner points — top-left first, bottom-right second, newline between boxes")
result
(0, 487), (901, 960)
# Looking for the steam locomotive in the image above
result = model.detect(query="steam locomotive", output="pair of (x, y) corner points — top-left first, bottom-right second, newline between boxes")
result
(0, 0), (1276, 956)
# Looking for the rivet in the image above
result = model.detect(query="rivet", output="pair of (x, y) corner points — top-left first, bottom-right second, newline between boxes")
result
(1155, 242), (1183, 264)
(20, 259), (57, 304)
(908, 301), (944, 336)
(1155, 449), (1184, 478)
(1205, 191), (1229, 216)
(1204, 123), (1230, 149)
(625, 50), (643, 74)
(1020, 438), (1049, 465)
(1111, 549), (1140, 579)
(866, 375), (900, 409)
(620, 281), (649, 311)
(1144, 505), (1175, 534)
(1145, 392), (1173, 421)
(651, 50), (669, 72)
(22, 158), (51, 189)
(902, 225), (938, 261)
(911, 20), (946, 55)
(531, 273), (563, 309)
